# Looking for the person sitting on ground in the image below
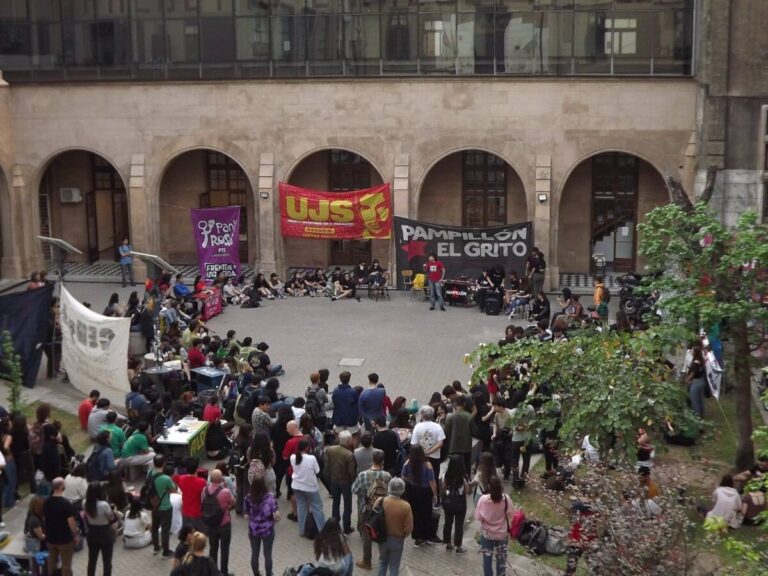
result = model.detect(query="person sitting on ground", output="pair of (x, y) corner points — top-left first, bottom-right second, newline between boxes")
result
(87, 398), (119, 441)
(255, 342), (284, 377)
(529, 292), (551, 324)
(78, 389), (100, 431)
(307, 517), (353, 576)
(203, 396), (222, 423)
(286, 272), (308, 297)
(706, 474), (743, 529)
(252, 272), (274, 300)
(267, 273), (287, 299)
(205, 420), (232, 460)
(99, 410), (126, 459)
(123, 498), (152, 549)
(292, 397), (307, 421)
(87, 431), (117, 482)
(332, 273), (361, 302)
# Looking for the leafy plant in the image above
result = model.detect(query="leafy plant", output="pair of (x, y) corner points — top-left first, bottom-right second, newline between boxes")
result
(0, 329), (25, 413)
(637, 202), (768, 468)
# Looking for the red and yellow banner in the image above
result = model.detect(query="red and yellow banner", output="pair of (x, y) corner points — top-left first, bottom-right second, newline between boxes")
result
(279, 182), (392, 239)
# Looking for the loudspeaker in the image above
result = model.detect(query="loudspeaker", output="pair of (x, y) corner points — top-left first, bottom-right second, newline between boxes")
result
(485, 292), (502, 316)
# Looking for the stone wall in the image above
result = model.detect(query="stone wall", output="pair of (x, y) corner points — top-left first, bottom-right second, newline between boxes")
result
(0, 77), (697, 281)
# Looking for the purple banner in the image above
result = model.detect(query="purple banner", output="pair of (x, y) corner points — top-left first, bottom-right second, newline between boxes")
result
(190, 206), (242, 282)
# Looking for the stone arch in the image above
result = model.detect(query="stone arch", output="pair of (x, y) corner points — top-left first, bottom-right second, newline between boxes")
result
(35, 148), (130, 263)
(156, 146), (258, 266)
(554, 149), (670, 278)
(415, 146), (529, 225)
(281, 146), (387, 268)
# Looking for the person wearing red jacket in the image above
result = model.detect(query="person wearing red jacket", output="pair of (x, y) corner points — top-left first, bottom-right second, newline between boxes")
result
(78, 390), (100, 430)
(281, 420), (304, 522)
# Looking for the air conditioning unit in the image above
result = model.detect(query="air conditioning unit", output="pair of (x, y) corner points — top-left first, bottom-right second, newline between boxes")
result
(59, 188), (82, 203)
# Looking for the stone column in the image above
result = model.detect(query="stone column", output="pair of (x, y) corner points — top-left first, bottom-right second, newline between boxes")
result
(128, 154), (148, 280)
(258, 153), (278, 274)
(534, 155), (553, 291)
(391, 154), (409, 287)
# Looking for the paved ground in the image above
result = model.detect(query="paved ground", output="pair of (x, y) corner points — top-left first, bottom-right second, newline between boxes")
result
(2, 282), (559, 576)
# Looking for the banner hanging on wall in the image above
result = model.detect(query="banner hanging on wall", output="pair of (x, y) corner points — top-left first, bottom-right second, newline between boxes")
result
(60, 286), (131, 394)
(393, 217), (533, 287)
(0, 284), (53, 388)
(190, 206), (242, 282)
(279, 183), (392, 239)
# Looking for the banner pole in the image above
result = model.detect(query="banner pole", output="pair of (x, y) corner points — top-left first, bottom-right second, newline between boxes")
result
(715, 396), (738, 445)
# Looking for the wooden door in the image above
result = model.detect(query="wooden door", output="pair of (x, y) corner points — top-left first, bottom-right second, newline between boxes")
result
(85, 191), (99, 263)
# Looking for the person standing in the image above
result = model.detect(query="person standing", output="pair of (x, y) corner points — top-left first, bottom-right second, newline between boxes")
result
(149, 455), (177, 557)
(423, 253), (446, 311)
(203, 469), (235, 576)
(378, 477), (413, 576)
(526, 247), (546, 300)
(686, 344), (707, 418)
(441, 455), (469, 553)
(372, 417), (401, 477)
(508, 393), (535, 489)
(331, 371), (360, 437)
(474, 476), (514, 576)
(359, 373), (387, 432)
(444, 396), (473, 477)
(245, 471), (280, 576)
(323, 431), (357, 535)
(43, 477), (78, 576)
(84, 481), (117, 576)
(411, 405), (445, 503)
(118, 238), (135, 288)
(174, 458), (206, 531)
(401, 445), (439, 547)
(593, 276), (608, 321)
(351, 450), (391, 571)
(290, 438), (326, 538)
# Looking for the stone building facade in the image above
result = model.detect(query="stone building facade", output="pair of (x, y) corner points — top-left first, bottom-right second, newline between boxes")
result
(0, 0), (762, 287)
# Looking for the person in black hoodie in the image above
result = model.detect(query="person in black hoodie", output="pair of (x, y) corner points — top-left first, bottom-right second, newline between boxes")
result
(529, 292), (551, 324)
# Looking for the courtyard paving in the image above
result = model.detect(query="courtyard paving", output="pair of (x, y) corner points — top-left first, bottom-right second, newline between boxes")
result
(3, 282), (558, 576)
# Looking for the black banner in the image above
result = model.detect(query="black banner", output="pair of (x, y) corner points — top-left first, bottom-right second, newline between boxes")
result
(0, 284), (54, 388)
(394, 217), (533, 288)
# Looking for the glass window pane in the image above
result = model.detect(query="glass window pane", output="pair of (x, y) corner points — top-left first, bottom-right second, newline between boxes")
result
(495, 0), (535, 10)
(487, 196), (506, 225)
(92, 19), (131, 65)
(383, 12), (417, 72)
(201, 16), (235, 61)
(615, 0), (651, 7)
(574, 0), (611, 6)
(235, 0), (270, 14)
(236, 17), (270, 59)
(344, 0), (380, 13)
(381, 0), (417, 12)
(535, 0), (574, 8)
(457, 0), (493, 10)
(307, 13), (342, 74)
(271, 15), (307, 75)
(0, 0), (28, 19)
(610, 11), (651, 73)
(31, 22), (63, 67)
(30, 0), (62, 20)
(457, 11), (494, 75)
(419, 0), (456, 12)
(133, 0), (162, 18)
(166, 19), (200, 62)
(573, 10), (609, 73)
(132, 19), (165, 63)
(344, 14), (380, 75)
(95, 0), (130, 18)
(308, 0), (343, 12)
(0, 22), (30, 68)
(201, 0), (234, 14)
(273, 0), (306, 15)
(63, 22), (97, 65)
(420, 13), (456, 73)
(165, 0), (198, 17)
(464, 195), (483, 227)
(535, 11), (573, 74)
(654, 9), (691, 74)
(496, 12), (534, 74)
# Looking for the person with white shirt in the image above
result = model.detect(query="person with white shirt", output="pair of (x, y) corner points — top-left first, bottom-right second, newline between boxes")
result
(412, 406), (446, 502)
(123, 499), (152, 549)
(62, 464), (89, 508)
(706, 474), (743, 529)
(290, 438), (326, 538)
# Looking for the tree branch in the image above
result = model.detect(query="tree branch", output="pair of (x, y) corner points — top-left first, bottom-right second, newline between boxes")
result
(666, 175), (693, 212)
(699, 167), (719, 204)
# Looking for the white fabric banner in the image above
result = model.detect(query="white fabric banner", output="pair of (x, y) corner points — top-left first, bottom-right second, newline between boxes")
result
(60, 286), (131, 394)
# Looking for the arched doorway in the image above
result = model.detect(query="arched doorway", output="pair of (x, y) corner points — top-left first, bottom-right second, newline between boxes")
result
(418, 149), (527, 226)
(285, 149), (385, 267)
(38, 151), (129, 263)
(557, 152), (668, 276)
(159, 149), (255, 265)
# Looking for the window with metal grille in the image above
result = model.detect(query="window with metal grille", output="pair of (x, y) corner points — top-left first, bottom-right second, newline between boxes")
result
(462, 151), (507, 227)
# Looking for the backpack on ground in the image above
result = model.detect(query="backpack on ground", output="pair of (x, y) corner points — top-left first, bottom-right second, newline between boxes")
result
(509, 509), (526, 539)
(602, 286), (611, 304)
(517, 520), (549, 555)
(201, 485), (225, 528)
(363, 497), (387, 544)
(544, 527), (567, 555)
